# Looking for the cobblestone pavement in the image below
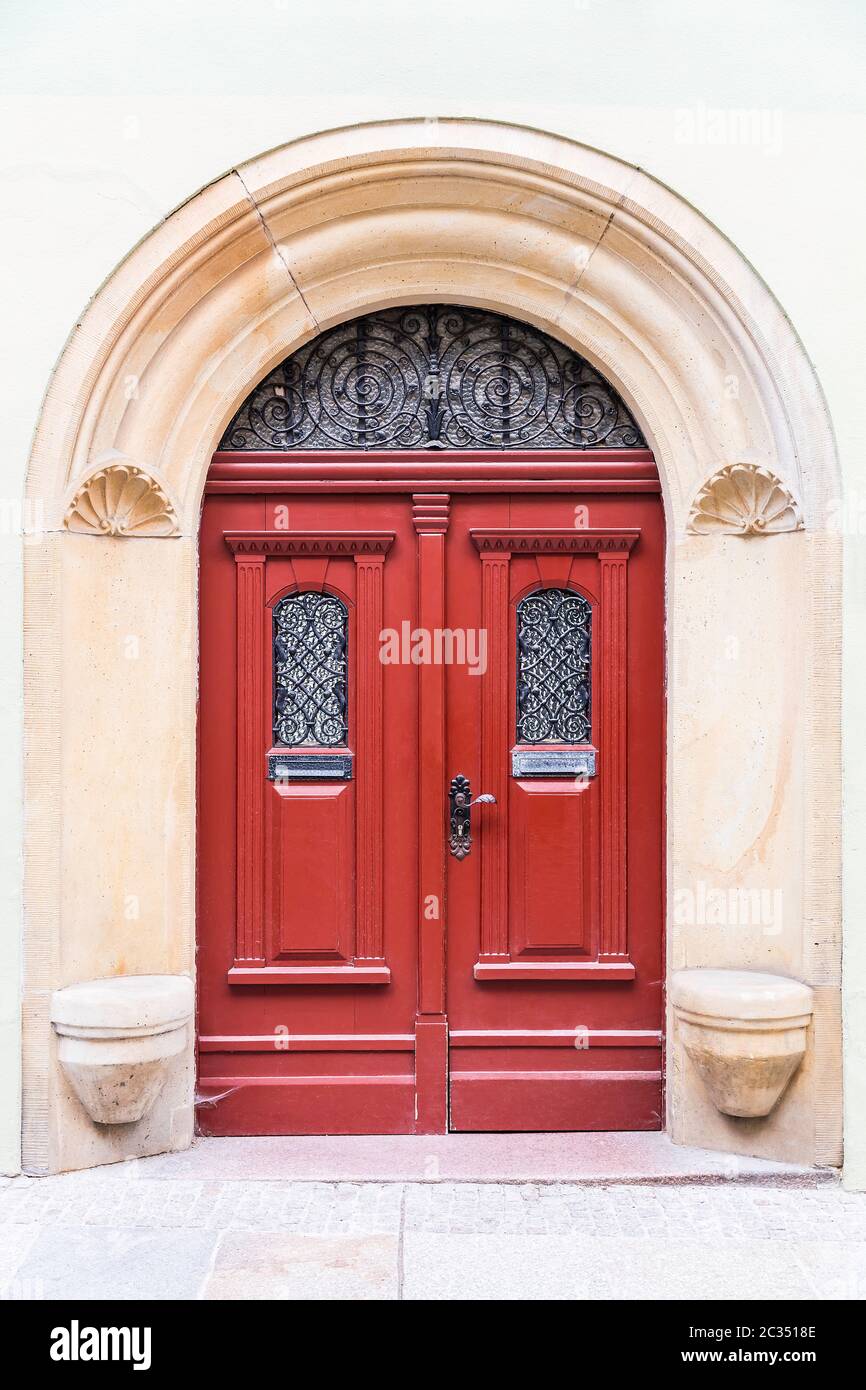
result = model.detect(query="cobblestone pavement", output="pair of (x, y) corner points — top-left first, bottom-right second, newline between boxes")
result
(1, 1165), (865, 1300)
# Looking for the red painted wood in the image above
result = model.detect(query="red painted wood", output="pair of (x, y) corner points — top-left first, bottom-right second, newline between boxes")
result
(414, 1015), (448, 1134)
(197, 452), (664, 1134)
(479, 549), (510, 962)
(446, 494), (664, 1132)
(199, 1034), (415, 1052)
(210, 449), (656, 474)
(226, 965), (391, 985)
(413, 496), (449, 1025)
(354, 553), (386, 962)
(234, 554), (266, 966)
(472, 961), (635, 981)
(449, 1071), (662, 1132)
(470, 528), (639, 553)
(599, 552), (629, 960)
(207, 451), (661, 493)
(224, 531), (395, 556)
(198, 490), (419, 1134)
(450, 1029), (660, 1048)
(210, 479), (662, 495)
(510, 780), (593, 957)
(272, 782), (353, 959)
(199, 1075), (416, 1137)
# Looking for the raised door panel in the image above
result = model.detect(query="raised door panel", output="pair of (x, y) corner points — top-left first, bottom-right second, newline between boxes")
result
(271, 782), (353, 960)
(510, 778), (596, 958)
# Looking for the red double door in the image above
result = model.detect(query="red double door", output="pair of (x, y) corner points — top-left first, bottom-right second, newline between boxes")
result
(198, 455), (664, 1134)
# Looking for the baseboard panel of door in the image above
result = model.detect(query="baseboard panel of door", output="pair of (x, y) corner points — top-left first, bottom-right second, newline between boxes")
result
(197, 1075), (417, 1136)
(449, 1069), (663, 1132)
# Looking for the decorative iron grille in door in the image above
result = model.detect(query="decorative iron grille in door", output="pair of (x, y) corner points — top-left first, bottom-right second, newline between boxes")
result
(220, 306), (645, 452)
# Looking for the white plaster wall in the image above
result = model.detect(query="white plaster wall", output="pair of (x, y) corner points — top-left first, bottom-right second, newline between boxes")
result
(1, 0), (864, 1179)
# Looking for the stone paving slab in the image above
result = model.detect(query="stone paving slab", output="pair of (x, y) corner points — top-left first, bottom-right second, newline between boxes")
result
(401, 1232), (866, 1301)
(119, 1133), (832, 1186)
(204, 1232), (399, 1300)
(0, 1176), (404, 1235)
(1, 1150), (863, 1301)
(10, 1227), (220, 1301)
(402, 1181), (866, 1239)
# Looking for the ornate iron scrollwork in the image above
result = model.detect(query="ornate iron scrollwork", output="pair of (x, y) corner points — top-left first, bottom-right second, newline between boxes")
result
(220, 306), (645, 451)
(516, 588), (592, 744)
(273, 591), (348, 747)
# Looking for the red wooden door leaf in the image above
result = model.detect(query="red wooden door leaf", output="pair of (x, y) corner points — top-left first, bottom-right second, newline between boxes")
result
(197, 457), (664, 1134)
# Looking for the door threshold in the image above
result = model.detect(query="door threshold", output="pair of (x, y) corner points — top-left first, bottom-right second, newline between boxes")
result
(133, 1132), (833, 1187)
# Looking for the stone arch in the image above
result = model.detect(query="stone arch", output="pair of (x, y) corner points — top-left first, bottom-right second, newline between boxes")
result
(22, 119), (841, 1172)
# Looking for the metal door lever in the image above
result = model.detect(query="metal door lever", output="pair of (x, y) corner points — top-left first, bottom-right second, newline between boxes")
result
(449, 775), (496, 859)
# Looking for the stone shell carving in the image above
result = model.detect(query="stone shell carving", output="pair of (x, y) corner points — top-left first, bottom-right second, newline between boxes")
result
(65, 464), (179, 537)
(687, 464), (803, 536)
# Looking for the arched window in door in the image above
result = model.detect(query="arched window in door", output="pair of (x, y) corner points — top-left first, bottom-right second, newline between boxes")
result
(272, 590), (349, 748)
(516, 588), (592, 744)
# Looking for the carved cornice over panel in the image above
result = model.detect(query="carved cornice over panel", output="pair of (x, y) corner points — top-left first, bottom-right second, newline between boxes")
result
(65, 464), (179, 537)
(224, 531), (395, 556)
(470, 528), (639, 554)
(687, 463), (803, 536)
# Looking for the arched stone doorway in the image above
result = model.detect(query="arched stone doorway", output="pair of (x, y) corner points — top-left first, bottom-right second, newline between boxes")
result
(22, 120), (841, 1173)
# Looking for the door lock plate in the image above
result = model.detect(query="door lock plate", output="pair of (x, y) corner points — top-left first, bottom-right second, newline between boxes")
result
(449, 774), (472, 859)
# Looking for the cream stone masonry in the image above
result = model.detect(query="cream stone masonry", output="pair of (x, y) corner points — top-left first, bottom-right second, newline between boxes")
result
(23, 120), (842, 1172)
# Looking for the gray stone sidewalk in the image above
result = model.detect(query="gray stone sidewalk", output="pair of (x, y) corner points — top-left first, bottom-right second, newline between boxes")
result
(1, 1140), (865, 1300)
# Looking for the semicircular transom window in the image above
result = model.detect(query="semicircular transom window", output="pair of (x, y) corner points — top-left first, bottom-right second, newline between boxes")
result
(220, 305), (645, 451)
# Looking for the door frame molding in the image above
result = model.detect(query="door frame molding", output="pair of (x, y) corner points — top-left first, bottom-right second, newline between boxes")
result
(21, 119), (842, 1173)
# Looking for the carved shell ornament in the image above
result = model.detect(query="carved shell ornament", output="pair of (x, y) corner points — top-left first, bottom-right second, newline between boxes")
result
(687, 464), (803, 536)
(65, 464), (179, 537)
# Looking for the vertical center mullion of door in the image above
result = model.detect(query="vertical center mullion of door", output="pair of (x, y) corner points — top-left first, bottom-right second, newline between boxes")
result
(412, 493), (450, 1133)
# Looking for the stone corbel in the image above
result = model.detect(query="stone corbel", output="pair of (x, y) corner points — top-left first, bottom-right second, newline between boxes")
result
(687, 463), (803, 536)
(64, 457), (180, 537)
(51, 975), (193, 1125)
(671, 969), (813, 1118)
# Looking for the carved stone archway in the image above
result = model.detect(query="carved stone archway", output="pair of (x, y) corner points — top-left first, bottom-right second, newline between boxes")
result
(23, 119), (841, 1173)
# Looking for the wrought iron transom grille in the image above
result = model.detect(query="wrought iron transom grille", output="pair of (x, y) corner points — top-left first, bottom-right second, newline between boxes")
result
(516, 588), (592, 744)
(220, 306), (644, 451)
(273, 591), (348, 747)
